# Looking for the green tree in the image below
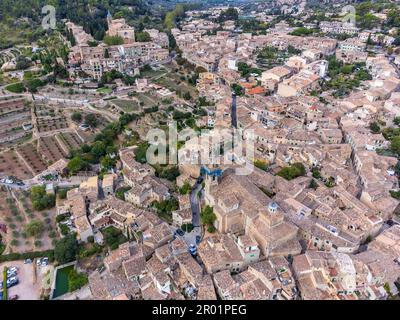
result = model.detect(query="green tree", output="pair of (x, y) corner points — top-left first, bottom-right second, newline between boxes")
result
(183, 92), (191, 101)
(179, 182), (192, 195)
(16, 55), (31, 70)
(231, 83), (244, 96)
(312, 167), (321, 179)
(54, 234), (78, 264)
(218, 7), (239, 22)
(308, 179), (318, 190)
(201, 205), (216, 230)
(101, 155), (116, 169)
(71, 112), (82, 123)
(24, 220), (45, 238)
(390, 136), (400, 155)
(90, 141), (107, 160)
(84, 114), (98, 128)
(135, 31), (151, 42)
(103, 35), (124, 46)
(103, 227), (127, 250)
(369, 121), (380, 133)
(31, 185), (55, 211)
(67, 156), (89, 175)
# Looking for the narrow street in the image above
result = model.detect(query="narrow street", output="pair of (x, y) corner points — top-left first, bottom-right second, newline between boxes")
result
(180, 176), (204, 247)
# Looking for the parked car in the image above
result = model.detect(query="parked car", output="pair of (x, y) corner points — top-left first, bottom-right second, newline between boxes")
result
(189, 244), (197, 255)
(195, 235), (201, 244)
(6, 277), (18, 288)
(9, 294), (19, 300)
(41, 257), (49, 266)
(24, 259), (33, 264)
(8, 266), (18, 273)
(175, 229), (184, 237)
(6, 270), (17, 278)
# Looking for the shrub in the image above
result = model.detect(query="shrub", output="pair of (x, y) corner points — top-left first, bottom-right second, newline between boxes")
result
(59, 223), (69, 236)
(57, 188), (68, 199)
(5, 82), (26, 93)
(254, 159), (268, 171)
(181, 223), (194, 233)
(179, 182), (192, 195)
(369, 121), (380, 133)
(0, 250), (54, 263)
(312, 168), (321, 179)
(49, 231), (57, 238)
(56, 213), (70, 223)
(87, 236), (94, 243)
(3, 267), (8, 300)
(277, 163), (306, 181)
(68, 269), (88, 292)
(103, 227), (127, 250)
(309, 179), (318, 190)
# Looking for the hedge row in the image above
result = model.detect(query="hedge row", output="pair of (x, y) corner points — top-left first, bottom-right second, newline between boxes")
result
(0, 250), (54, 263)
(2, 266), (7, 300)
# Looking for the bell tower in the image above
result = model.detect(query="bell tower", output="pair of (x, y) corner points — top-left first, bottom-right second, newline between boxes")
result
(107, 10), (112, 29)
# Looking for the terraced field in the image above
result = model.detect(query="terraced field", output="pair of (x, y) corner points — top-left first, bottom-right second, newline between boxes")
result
(38, 136), (68, 163)
(0, 150), (32, 179)
(17, 142), (48, 175)
(57, 132), (83, 152)
(112, 99), (140, 113)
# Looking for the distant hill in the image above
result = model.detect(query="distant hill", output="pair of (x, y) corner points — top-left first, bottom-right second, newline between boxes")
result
(0, 0), (151, 45)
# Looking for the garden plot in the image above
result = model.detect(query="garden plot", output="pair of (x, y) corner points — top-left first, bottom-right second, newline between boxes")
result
(38, 136), (68, 164)
(17, 142), (48, 175)
(0, 187), (58, 254)
(0, 150), (32, 180)
(57, 132), (83, 152)
(154, 72), (198, 98)
(111, 99), (141, 113)
(34, 104), (69, 133)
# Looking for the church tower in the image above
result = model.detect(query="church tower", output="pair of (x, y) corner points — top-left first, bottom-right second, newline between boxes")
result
(107, 10), (112, 28)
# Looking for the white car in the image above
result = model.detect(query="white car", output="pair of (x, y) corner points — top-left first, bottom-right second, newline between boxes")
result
(6, 270), (17, 278)
(6, 276), (18, 284)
